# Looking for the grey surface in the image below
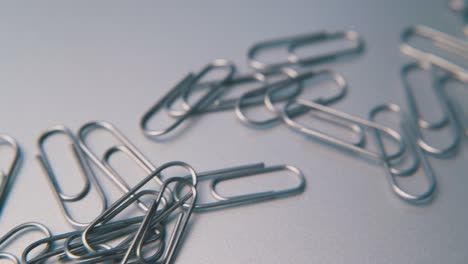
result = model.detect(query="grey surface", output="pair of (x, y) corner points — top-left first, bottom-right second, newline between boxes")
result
(0, 1), (467, 263)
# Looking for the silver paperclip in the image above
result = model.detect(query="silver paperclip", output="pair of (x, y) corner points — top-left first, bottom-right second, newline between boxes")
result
(248, 30), (364, 71)
(401, 63), (462, 156)
(0, 135), (21, 211)
(140, 59), (236, 138)
(122, 177), (197, 264)
(167, 68), (300, 116)
(36, 126), (107, 228)
(81, 161), (197, 253)
(369, 104), (437, 202)
(78, 121), (171, 211)
(279, 99), (406, 162)
(175, 164), (305, 211)
(400, 25), (468, 82)
(252, 69), (349, 128)
(0, 222), (52, 264)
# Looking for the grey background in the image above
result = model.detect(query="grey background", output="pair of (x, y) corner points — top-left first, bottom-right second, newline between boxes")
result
(0, 1), (467, 263)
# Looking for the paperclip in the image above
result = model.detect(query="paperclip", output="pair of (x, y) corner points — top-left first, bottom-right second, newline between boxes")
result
(122, 177), (197, 264)
(247, 69), (349, 128)
(400, 25), (468, 82)
(401, 63), (462, 156)
(369, 104), (436, 202)
(248, 30), (364, 71)
(174, 164), (305, 211)
(0, 135), (21, 209)
(0, 222), (52, 264)
(439, 75), (468, 136)
(23, 216), (149, 264)
(168, 68), (301, 116)
(0, 253), (18, 264)
(78, 121), (171, 211)
(37, 126), (108, 228)
(279, 99), (406, 162)
(101, 144), (266, 194)
(81, 161), (197, 253)
(140, 59), (236, 137)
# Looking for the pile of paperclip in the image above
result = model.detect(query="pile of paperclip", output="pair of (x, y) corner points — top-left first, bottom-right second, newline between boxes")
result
(0, 11), (466, 264)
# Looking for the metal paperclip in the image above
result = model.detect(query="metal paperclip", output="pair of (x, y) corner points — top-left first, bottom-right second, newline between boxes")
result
(0, 222), (52, 264)
(400, 25), (468, 82)
(175, 164), (305, 211)
(248, 30), (364, 71)
(279, 99), (406, 163)
(0, 253), (18, 264)
(401, 63), (462, 156)
(122, 177), (197, 264)
(36, 126), (108, 228)
(439, 75), (468, 136)
(78, 121), (172, 211)
(81, 161), (197, 253)
(0, 135), (21, 210)
(167, 68), (301, 116)
(246, 69), (349, 128)
(140, 59), (236, 137)
(369, 104), (437, 202)
(23, 216), (151, 264)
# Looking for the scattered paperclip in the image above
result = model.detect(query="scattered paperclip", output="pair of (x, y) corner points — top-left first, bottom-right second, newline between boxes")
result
(0, 222), (52, 264)
(170, 67), (301, 116)
(401, 63), (462, 156)
(0, 135), (21, 211)
(174, 164), (305, 211)
(369, 104), (437, 202)
(78, 121), (174, 211)
(36, 125), (108, 228)
(247, 30), (365, 70)
(140, 59), (236, 138)
(400, 25), (468, 82)
(278, 98), (406, 162)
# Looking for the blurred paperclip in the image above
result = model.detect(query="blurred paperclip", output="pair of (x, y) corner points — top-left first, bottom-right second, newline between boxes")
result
(0, 135), (21, 211)
(276, 98), (406, 163)
(401, 63), (462, 156)
(0, 222), (52, 264)
(167, 67), (300, 116)
(369, 104), (437, 202)
(140, 59), (236, 138)
(247, 30), (365, 71)
(449, 0), (468, 36)
(36, 126), (108, 228)
(400, 25), (468, 82)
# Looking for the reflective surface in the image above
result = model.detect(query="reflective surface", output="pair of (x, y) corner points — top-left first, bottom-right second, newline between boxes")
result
(0, 1), (467, 263)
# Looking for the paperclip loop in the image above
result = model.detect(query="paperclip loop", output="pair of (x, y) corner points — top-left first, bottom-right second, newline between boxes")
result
(401, 63), (462, 156)
(81, 161), (197, 253)
(122, 177), (197, 264)
(248, 30), (364, 71)
(369, 104), (436, 202)
(23, 215), (155, 263)
(78, 121), (172, 211)
(168, 68), (301, 116)
(279, 99), (406, 162)
(0, 222), (52, 264)
(0, 253), (18, 264)
(400, 25), (468, 82)
(174, 164), (305, 211)
(252, 69), (349, 129)
(36, 126), (107, 228)
(140, 59), (236, 137)
(0, 135), (21, 209)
